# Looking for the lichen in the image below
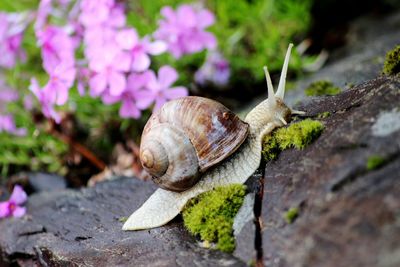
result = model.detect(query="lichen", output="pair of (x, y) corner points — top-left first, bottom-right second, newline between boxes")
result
(284, 207), (299, 224)
(262, 119), (324, 161)
(182, 184), (246, 253)
(304, 80), (341, 96)
(366, 155), (386, 171)
(383, 45), (400, 75)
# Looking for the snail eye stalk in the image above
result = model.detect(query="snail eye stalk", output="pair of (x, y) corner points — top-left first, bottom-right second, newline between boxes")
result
(276, 43), (293, 100)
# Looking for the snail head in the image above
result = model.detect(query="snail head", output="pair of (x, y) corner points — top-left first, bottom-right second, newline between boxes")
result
(263, 43), (304, 126)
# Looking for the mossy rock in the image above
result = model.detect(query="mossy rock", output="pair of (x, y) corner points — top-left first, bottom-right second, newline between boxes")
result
(304, 80), (341, 96)
(262, 119), (324, 161)
(383, 44), (400, 75)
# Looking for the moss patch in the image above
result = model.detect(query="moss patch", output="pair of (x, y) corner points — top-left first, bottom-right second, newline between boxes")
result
(305, 80), (341, 96)
(366, 155), (386, 171)
(317, 111), (331, 119)
(262, 119), (324, 161)
(383, 45), (400, 75)
(182, 184), (246, 253)
(284, 207), (299, 224)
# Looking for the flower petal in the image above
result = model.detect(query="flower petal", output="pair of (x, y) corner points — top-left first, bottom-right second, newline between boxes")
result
(197, 10), (215, 28)
(10, 185), (27, 205)
(145, 40), (167, 55)
(89, 73), (107, 97)
(116, 28), (138, 50)
(120, 100), (141, 118)
(135, 90), (155, 109)
(108, 71), (126, 96)
(158, 66), (178, 88)
(164, 86), (188, 99)
(132, 52), (151, 72)
(153, 96), (166, 111)
(0, 202), (10, 218)
(12, 206), (26, 218)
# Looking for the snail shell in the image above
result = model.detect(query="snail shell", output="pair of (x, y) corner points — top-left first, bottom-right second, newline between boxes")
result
(140, 97), (249, 192)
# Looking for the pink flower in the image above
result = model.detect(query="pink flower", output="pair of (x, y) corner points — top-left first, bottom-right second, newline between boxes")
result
(102, 71), (154, 118)
(147, 65), (188, 111)
(0, 88), (19, 103)
(116, 29), (166, 72)
(0, 12), (29, 68)
(36, 26), (75, 73)
(29, 78), (61, 123)
(195, 51), (230, 87)
(35, 0), (52, 30)
(154, 5), (216, 58)
(88, 44), (131, 97)
(79, 0), (114, 27)
(0, 185), (27, 218)
(0, 114), (27, 136)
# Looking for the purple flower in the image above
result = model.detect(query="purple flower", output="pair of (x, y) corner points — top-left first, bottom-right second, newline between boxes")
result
(0, 12), (29, 68)
(36, 26), (75, 73)
(0, 185), (27, 218)
(154, 5), (216, 58)
(116, 29), (167, 72)
(102, 71), (154, 118)
(147, 65), (188, 111)
(0, 88), (19, 103)
(0, 114), (27, 136)
(79, 0), (115, 27)
(88, 44), (131, 97)
(35, 0), (52, 30)
(195, 51), (230, 87)
(29, 78), (61, 123)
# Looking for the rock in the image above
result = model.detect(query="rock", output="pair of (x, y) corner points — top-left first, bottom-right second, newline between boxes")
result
(261, 75), (400, 267)
(8, 172), (67, 194)
(286, 11), (400, 107)
(0, 178), (246, 267)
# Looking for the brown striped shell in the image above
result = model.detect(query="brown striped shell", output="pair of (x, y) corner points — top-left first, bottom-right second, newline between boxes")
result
(139, 96), (249, 192)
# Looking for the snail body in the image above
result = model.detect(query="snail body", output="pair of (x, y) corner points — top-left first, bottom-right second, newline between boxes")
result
(123, 44), (298, 231)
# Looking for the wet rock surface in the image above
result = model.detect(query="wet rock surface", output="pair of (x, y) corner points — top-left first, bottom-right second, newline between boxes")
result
(0, 178), (246, 267)
(262, 75), (400, 267)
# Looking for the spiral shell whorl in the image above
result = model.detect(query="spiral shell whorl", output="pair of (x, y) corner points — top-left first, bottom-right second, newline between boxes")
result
(140, 123), (200, 192)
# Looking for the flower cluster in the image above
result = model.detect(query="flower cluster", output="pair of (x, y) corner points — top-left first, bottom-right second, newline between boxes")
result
(1, 1), (223, 126)
(29, 0), (216, 121)
(155, 5), (217, 58)
(195, 51), (230, 87)
(0, 13), (29, 135)
(0, 185), (27, 218)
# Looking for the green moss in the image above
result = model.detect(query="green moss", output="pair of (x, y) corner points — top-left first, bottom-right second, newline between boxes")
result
(284, 207), (299, 224)
(383, 45), (400, 75)
(262, 119), (324, 161)
(317, 111), (331, 119)
(118, 217), (128, 223)
(182, 184), (246, 253)
(305, 80), (342, 96)
(366, 155), (386, 171)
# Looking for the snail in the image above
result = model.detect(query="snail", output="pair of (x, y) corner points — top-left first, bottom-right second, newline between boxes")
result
(123, 44), (303, 231)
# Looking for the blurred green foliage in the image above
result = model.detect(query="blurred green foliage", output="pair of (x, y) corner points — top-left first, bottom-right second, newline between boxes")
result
(0, 0), (313, 178)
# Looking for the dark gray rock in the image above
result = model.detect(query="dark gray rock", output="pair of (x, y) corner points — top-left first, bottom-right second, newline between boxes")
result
(286, 11), (400, 107)
(0, 178), (246, 267)
(9, 172), (67, 193)
(261, 75), (400, 267)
